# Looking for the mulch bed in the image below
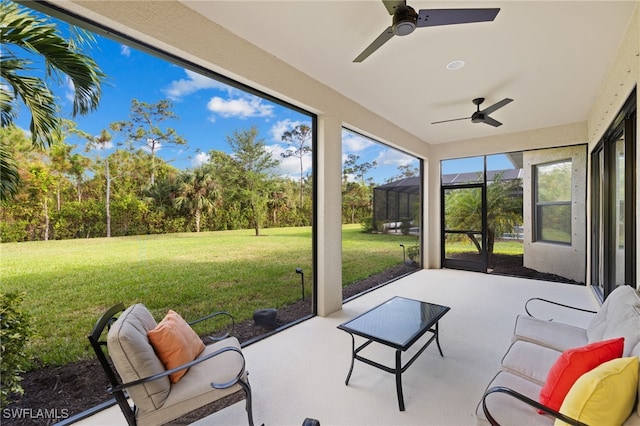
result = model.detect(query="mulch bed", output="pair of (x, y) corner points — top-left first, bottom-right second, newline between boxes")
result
(3, 257), (575, 425)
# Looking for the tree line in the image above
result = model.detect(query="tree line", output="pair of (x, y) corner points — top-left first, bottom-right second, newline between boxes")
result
(1, 114), (415, 242)
(0, 105), (321, 241)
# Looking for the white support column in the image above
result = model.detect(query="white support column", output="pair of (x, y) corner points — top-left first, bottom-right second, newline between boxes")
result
(316, 115), (343, 316)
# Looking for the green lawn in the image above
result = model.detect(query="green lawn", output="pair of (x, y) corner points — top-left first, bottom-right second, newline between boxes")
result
(1, 225), (417, 368)
(445, 239), (524, 256)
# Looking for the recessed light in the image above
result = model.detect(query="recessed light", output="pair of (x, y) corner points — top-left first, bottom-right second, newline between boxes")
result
(446, 60), (465, 71)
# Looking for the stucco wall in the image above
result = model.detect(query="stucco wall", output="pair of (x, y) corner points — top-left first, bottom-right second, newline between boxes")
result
(522, 146), (588, 283)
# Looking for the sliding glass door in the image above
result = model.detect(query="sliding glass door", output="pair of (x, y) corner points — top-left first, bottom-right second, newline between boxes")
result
(591, 89), (636, 299)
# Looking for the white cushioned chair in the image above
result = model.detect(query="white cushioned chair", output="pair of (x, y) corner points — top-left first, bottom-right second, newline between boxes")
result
(512, 285), (640, 355)
(477, 285), (640, 425)
(88, 303), (254, 426)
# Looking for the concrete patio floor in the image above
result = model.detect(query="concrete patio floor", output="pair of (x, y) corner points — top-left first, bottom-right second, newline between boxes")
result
(77, 269), (597, 426)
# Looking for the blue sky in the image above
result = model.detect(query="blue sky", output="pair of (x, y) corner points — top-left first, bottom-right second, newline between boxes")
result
(10, 9), (420, 186)
(441, 154), (517, 175)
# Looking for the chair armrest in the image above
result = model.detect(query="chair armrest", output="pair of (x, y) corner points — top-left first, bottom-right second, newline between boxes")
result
(110, 345), (246, 393)
(482, 386), (587, 426)
(525, 297), (596, 321)
(189, 311), (235, 342)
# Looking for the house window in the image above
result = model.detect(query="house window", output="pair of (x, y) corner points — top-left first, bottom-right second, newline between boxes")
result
(534, 160), (572, 244)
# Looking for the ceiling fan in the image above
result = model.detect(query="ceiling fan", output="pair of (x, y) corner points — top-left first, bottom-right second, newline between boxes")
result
(354, 1), (500, 63)
(431, 97), (514, 127)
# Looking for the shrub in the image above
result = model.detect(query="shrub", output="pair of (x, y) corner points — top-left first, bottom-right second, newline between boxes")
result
(406, 245), (420, 264)
(0, 220), (29, 243)
(400, 218), (411, 235)
(0, 292), (34, 408)
(360, 216), (374, 233)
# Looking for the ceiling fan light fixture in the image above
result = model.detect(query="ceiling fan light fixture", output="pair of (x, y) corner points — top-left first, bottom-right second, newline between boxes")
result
(393, 20), (416, 36)
(392, 5), (418, 36)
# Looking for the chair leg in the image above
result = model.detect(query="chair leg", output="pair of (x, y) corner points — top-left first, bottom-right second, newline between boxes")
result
(238, 377), (254, 426)
(113, 391), (137, 426)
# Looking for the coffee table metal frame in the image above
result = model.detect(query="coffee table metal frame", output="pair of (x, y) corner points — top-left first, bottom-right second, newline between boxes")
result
(337, 296), (450, 411)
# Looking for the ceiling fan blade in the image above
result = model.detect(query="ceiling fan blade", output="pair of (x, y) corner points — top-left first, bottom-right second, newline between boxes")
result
(382, 0), (406, 15)
(353, 26), (395, 62)
(417, 8), (500, 27)
(481, 98), (513, 115)
(482, 116), (503, 127)
(431, 117), (471, 125)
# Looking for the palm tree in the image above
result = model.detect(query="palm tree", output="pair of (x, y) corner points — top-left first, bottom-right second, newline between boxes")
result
(174, 167), (219, 233)
(0, 142), (20, 201)
(0, 1), (105, 199)
(444, 173), (522, 255)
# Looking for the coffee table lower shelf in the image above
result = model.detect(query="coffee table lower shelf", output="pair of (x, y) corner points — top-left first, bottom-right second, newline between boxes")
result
(343, 322), (443, 411)
(337, 296), (450, 412)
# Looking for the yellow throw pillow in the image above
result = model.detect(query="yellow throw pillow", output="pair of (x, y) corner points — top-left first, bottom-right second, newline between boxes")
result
(147, 310), (205, 383)
(555, 357), (638, 426)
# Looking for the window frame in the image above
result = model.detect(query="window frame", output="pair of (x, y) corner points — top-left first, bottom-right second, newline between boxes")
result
(533, 159), (573, 245)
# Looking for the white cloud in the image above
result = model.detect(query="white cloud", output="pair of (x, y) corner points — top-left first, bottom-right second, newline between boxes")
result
(191, 151), (211, 168)
(266, 144), (312, 178)
(375, 149), (416, 167)
(270, 119), (304, 142)
(120, 45), (131, 57)
(163, 69), (234, 101)
(65, 77), (75, 103)
(207, 96), (274, 119)
(142, 139), (162, 154)
(93, 139), (114, 150)
(342, 131), (374, 153)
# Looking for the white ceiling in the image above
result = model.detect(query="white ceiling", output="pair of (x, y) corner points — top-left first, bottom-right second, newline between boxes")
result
(181, 1), (636, 145)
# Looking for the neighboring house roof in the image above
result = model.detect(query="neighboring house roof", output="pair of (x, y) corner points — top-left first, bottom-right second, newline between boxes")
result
(442, 169), (524, 185)
(374, 177), (420, 194)
(375, 169), (524, 193)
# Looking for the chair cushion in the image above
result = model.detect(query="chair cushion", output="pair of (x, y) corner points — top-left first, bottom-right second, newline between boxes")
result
(539, 337), (624, 411)
(136, 337), (247, 426)
(475, 371), (550, 425)
(556, 357), (639, 426)
(148, 310), (205, 383)
(512, 314), (588, 352)
(107, 304), (170, 413)
(587, 285), (640, 355)
(501, 340), (561, 386)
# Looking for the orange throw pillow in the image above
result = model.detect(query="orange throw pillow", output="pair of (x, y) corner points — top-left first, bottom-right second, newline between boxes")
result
(539, 337), (624, 411)
(147, 310), (205, 383)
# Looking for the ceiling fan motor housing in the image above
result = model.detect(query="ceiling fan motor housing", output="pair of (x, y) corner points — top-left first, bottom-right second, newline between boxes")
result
(392, 5), (418, 36)
(471, 112), (485, 123)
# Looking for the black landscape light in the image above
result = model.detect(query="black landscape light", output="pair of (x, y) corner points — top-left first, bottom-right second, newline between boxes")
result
(296, 267), (305, 301)
(400, 244), (406, 264)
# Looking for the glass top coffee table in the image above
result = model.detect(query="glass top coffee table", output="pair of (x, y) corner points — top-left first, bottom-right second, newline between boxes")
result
(337, 296), (450, 411)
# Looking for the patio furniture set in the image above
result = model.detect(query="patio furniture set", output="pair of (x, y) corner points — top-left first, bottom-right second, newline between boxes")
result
(89, 296), (451, 425)
(89, 285), (640, 425)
